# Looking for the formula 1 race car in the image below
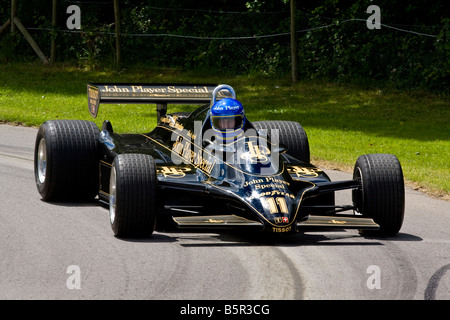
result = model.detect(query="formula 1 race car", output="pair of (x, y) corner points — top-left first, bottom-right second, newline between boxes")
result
(34, 84), (405, 238)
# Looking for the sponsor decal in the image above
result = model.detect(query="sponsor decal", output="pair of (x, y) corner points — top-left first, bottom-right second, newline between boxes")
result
(272, 226), (292, 233)
(288, 166), (323, 178)
(157, 166), (192, 178)
(240, 141), (271, 163)
(100, 85), (210, 96)
(87, 85), (100, 117)
(330, 219), (347, 224)
(171, 137), (216, 175)
(274, 217), (289, 224)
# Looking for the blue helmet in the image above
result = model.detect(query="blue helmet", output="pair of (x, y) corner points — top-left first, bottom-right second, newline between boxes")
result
(210, 98), (245, 142)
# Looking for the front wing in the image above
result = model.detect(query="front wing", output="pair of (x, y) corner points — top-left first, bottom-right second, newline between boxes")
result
(172, 214), (379, 232)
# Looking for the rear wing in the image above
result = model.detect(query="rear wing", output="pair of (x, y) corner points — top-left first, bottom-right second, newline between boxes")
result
(87, 83), (232, 121)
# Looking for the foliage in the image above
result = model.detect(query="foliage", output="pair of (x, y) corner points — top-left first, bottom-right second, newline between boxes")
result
(0, 0), (448, 91)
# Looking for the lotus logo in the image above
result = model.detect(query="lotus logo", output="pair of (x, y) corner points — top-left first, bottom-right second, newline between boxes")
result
(287, 166), (322, 178)
(240, 141), (271, 163)
(158, 166), (191, 178)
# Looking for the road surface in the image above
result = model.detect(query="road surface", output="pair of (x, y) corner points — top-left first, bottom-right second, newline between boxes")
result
(0, 124), (449, 300)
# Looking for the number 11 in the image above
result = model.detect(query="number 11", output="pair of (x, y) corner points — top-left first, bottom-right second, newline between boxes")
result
(265, 197), (288, 214)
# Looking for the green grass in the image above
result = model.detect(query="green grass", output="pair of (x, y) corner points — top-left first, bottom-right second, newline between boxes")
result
(0, 62), (449, 198)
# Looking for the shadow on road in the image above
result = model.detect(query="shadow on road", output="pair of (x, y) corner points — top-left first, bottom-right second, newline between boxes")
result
(115, 229), (423, 247)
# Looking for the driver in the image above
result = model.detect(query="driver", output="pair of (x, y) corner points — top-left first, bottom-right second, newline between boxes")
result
(210, 98), (246, 143)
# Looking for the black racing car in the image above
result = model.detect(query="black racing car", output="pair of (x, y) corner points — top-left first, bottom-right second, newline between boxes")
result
(34, 84), (405, 238)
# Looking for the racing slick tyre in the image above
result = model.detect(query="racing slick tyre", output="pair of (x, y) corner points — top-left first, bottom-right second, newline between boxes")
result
(252, 120), (310, 163)
(109, 154), (158, 238)
(34, 120), (99, 201)
(352, 154), (405, 236)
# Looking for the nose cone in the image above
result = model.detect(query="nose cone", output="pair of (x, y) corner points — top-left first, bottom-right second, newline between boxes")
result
(243, 176), (300, 233)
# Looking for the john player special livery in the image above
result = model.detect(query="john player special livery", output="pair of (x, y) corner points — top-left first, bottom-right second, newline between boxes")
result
(34, 84), (405, 238)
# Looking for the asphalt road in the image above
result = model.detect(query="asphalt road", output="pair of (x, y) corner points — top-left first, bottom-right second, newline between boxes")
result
(0, 124), (449, 300)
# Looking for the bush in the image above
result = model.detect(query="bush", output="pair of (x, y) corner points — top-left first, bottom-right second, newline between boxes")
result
(0, 0), (447, 91)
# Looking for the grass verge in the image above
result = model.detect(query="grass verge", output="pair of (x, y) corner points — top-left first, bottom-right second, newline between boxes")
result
(0, 62), (448, 199)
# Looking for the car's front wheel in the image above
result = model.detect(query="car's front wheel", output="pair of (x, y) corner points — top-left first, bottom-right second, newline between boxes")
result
(110, 154), (158, 238)
(352, 153), (405, 236)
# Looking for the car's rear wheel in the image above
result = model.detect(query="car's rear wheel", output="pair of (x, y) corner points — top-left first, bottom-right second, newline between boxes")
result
(34, 120), (99, 201)
(252, 120), (310, 163)
(110, 154), (158, 238)
(352, 154), (405, 236)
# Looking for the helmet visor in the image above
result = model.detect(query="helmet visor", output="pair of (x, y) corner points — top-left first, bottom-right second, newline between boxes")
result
(211, 115), (243, 131)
